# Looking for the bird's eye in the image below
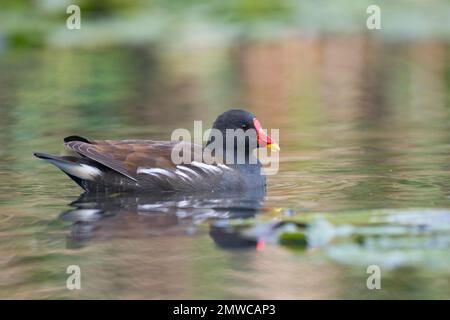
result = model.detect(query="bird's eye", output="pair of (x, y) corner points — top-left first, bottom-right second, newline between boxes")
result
(241, 124), (248, 130)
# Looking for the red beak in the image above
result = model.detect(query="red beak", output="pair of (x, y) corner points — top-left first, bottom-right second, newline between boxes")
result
(253, 118), (279, 151)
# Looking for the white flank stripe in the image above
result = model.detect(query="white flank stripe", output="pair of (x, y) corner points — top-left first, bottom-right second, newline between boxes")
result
(48, 160), (102, 181)
(191, 161), (222, 174)
(176, 165), (201, 178)
(218, 163), (232, 171)
(137, 167), (176, 178)
(175, 170), (192, 181)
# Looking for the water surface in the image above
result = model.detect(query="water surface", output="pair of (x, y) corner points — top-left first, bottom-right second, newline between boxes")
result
(0, 36), (449, 299)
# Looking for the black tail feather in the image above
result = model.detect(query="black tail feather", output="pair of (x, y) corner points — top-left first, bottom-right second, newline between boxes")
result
(63, 135), (91, 144)
(34, 152), (66, 161)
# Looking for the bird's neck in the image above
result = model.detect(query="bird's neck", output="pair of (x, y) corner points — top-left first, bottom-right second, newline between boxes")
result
(204, 144), (259, 166)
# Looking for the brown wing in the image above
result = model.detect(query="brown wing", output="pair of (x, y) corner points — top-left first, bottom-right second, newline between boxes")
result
(65, 138), (200, 182)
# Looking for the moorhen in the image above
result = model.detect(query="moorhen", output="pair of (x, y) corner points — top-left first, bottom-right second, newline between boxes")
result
(34, 109), (279, 193)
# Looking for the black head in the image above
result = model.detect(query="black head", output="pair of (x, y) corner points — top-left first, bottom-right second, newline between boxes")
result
(207, 109), (278, 156)
(212, 109), (255, 133)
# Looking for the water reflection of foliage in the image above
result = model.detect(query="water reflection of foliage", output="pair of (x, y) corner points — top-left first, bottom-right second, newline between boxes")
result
(1, 0), (450, 48)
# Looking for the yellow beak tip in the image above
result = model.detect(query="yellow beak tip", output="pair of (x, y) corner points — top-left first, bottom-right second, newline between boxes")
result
(267, 143), (280, 152)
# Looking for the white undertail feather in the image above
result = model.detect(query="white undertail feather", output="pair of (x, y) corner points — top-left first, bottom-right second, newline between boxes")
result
(47, 159), (102, 181)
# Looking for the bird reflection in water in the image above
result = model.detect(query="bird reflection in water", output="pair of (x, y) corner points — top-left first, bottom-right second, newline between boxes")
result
(60, 188), (265, 250)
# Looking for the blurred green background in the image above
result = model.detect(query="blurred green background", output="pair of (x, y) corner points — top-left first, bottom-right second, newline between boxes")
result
(1, 0), (450, 49)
